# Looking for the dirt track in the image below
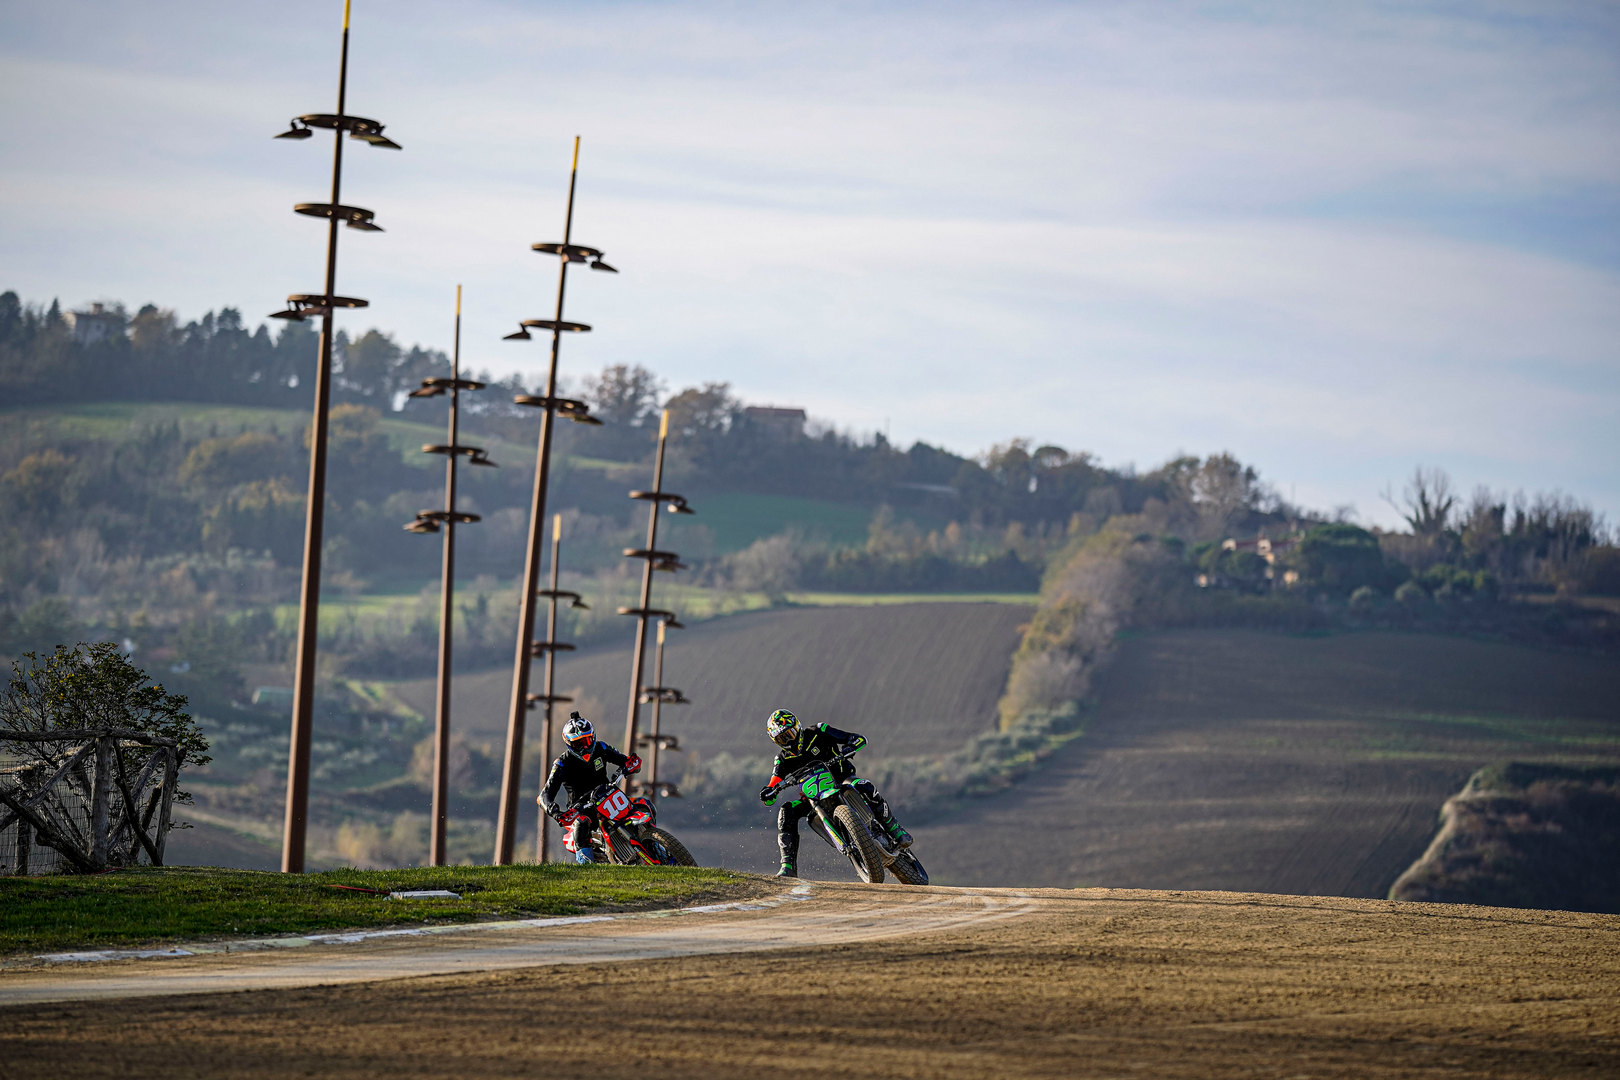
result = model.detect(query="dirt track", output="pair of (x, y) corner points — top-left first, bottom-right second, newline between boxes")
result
(4, 882), (1617, 1078)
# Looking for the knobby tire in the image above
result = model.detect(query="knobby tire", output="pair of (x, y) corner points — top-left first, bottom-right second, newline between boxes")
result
(833, 799), (885, 884)
(647, 826), (697, 866)
(889, 849), (930, 886)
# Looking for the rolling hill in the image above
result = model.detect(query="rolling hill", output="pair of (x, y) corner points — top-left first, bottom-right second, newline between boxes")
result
(172, 608), (1620, 900)
(895, 629), (1620, 895)
(389, 600), (1035, 760)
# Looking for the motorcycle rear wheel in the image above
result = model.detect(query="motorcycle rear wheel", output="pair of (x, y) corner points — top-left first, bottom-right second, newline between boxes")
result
(647, 827), (697, 866)
(832, 800), (885, 884)
(889, 849), (929, 886)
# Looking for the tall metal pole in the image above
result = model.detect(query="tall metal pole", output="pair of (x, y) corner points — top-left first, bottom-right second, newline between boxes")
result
(537, 514), (563, 863)
(622, 413), (670, 761)
(428, 286), (463, 866)
(496, 138), (603, 864)
(647, 620), (667, 793)
(403, 294), (494, 862)
(282, 1), (352, 874)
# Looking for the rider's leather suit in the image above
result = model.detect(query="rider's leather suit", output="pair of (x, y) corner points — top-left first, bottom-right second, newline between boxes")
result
(764, 723), (898, 867)
(542, 741), (633, 857)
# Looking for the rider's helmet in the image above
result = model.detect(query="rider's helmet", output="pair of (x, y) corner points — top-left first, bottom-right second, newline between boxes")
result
(563, 713), (596, 760)
(766, 709), (800, 749)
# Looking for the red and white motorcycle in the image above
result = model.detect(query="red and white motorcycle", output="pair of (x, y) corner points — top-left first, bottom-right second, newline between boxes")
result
(557, 765), (697, 866)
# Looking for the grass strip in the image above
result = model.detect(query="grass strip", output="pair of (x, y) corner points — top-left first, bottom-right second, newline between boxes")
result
(0, 864), (756, 955)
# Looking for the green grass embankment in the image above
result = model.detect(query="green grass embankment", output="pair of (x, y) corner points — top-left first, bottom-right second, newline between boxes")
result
(0, 864), (757, 954)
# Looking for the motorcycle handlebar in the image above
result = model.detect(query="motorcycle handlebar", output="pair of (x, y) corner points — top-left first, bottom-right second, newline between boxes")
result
(554, 766), (629, 816)
(777, 751), (857, 788)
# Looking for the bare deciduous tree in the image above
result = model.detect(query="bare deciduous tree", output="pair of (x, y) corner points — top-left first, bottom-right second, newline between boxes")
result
(1385, 465), (1457, 536)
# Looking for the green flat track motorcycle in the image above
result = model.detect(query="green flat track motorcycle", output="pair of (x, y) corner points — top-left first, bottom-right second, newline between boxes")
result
(778, 754), (928, 886)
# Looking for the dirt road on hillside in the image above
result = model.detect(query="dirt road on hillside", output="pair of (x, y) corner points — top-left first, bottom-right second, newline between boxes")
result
(4, 883), (1617, 1079)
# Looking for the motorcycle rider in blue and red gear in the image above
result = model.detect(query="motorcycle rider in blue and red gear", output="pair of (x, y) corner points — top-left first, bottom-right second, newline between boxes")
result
(759, 709), (911, 877)
(537, 713), (640, 864)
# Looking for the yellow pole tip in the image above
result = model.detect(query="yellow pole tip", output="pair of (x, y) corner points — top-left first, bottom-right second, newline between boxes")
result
(552, 513), (562, 541)
(659, 410), (669, 438)
(344, 0), (352, 30)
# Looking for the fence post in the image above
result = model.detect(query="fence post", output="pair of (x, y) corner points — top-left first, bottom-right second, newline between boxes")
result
(16, 820), (29, 876)
(90, 736), (112, 869)
(154, 746), (177, 867)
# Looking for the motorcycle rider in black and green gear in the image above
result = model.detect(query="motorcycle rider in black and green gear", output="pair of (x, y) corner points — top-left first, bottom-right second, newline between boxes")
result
(758, 708), (911, 877)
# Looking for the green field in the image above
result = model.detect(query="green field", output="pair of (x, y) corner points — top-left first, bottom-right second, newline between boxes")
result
(272, 582), (1038, 638)
(662, 492), (875, 553)
(0, 864), (754, 954)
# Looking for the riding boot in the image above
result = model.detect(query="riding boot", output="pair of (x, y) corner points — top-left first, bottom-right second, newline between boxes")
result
(777, 828), (799, 877)
(861, 786), (913, 850)
(875, 812), (912, 849)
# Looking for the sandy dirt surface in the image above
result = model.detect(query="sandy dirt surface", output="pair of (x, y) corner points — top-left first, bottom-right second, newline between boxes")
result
(0, 883), (1026, 1005)
(3, 882), (1616, 1079)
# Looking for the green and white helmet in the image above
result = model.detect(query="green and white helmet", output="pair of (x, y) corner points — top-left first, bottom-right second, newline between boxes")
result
(766, 709), (800, 748)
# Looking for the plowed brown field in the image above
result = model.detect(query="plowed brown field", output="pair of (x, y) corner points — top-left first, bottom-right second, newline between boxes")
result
(4, 883), (1616, 1079)
(668, 629), (1620, 897)
(392, 601), (1031, 752)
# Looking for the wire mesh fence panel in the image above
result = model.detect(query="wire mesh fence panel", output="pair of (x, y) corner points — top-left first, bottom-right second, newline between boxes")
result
(0, 733), (176, 875)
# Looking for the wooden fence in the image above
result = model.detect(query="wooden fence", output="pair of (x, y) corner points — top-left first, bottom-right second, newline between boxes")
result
(0, 729), (178, 875)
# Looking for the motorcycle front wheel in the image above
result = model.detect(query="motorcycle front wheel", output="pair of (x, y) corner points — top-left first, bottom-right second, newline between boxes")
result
(832, 800), (885, 884)
(647, 826), (697, 866)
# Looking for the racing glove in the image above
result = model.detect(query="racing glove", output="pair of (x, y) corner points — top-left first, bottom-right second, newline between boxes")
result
(759, 783), (779, 805)
(623, 754), (642, 775)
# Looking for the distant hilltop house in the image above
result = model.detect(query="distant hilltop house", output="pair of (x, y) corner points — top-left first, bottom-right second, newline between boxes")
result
(743, 406), (807, 441)
(1198, 533), (1302, 589)
(67, 302), (126, 345)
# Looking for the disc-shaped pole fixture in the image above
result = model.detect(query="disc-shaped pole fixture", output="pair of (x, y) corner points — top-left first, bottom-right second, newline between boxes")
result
(629, 490), (696, 514)
(421, 444), (498, 467)
(512, 394), (603, 425)
(409, 376), (487, 398)
(403, 509), (481, 534)
(524, 319), (592, 332)
(532, 241), (618, 273)
(622, 548), (688, 573)
(538, 588), (590, 610)
(638, 689), (689, 707)
(524, 691), (575, 710)
(275, 113), (402, 150)
(616, 606), (681, 620)
(294, 202), (384, 231)
(270, 294), (369, 321)
(528, 640), (576, 657)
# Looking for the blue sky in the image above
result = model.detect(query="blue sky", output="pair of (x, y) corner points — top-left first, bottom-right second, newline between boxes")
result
(2, 1), (1616, 526)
